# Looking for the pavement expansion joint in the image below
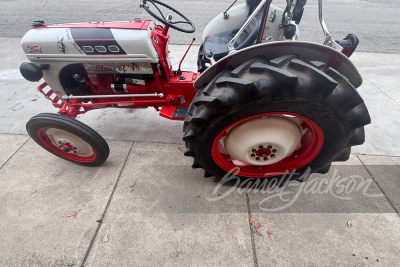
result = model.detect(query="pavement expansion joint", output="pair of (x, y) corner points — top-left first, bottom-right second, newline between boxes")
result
(80, 141), (134, 267)
(356, 155), (400, 217)
(0, 137), (30, 170)
(246, 193), (259, 267)
(363, 77), (400, 106)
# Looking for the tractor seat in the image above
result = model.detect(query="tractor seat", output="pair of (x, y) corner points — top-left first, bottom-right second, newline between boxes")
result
(203, 16), (261, 62)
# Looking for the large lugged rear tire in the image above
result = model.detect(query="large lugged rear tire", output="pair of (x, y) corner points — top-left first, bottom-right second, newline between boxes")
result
(183, 55), (371, 181)
(27, 113), (109, 166)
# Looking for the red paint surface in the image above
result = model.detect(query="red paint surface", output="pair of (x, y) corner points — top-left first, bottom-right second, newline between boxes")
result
(150, 25), (173, 78)
(160, 105), (182, 120)
(341, 46), (356, 58)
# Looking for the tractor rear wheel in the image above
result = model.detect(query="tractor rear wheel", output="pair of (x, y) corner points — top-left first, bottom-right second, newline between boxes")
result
(27, 113), (109, 166)
(183, 55), (370, 181)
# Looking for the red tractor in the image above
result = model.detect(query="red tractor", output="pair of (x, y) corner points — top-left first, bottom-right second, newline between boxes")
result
(20, 0), (370, 182)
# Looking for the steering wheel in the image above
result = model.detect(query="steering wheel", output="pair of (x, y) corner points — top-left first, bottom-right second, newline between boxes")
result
(141, 0), (195, 33)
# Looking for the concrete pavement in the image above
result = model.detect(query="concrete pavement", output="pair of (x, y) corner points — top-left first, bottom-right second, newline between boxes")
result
(0, 37), (400, 266)
(1, 137), (400, 266)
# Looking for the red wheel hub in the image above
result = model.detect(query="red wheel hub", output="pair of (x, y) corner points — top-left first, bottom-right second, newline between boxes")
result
(255, 148), (271, 157)
(61, 143), (74, 152)
(211, 112), (324, 178)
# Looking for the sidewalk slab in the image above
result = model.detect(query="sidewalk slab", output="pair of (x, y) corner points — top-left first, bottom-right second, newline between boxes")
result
(0, 133), (28, 167)
(0, 138), (132, 266)
(0, 38), (27, 69)
(350, 79), (400, 157)
(246, 155), (394, 214)
(357, 155), (400, 213)
(350, 52), (400, 156)
(351, 52), (400, 105)
(77, 108), (185, 144)
(84, 142), (253, 267)
(0, 79), (55, 135)
(252, 213), (400, 266)
(245, 155), (400, 266)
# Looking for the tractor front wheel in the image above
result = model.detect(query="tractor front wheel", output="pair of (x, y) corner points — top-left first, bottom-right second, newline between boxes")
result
(27, 113), (109, 166)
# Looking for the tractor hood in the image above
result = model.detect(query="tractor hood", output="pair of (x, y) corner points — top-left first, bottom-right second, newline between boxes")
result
(21, 20), (159, 63)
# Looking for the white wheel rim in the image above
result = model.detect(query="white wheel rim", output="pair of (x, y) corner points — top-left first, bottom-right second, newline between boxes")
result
(45, 128), (94, 157)
(224, 115), (304, 166)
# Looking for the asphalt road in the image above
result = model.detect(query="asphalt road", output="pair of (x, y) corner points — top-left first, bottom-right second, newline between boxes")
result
(0, 0), (399, 53)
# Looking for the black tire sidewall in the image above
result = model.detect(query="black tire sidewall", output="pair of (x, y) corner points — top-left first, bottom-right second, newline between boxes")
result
(27, 115), (108, 166)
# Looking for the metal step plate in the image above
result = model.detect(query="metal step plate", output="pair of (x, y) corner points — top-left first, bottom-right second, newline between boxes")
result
(173, 107), (188, 119)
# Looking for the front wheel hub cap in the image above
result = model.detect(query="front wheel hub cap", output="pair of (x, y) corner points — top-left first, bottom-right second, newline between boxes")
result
(44, 128), (94, 157)
(224, 116), (303, 166)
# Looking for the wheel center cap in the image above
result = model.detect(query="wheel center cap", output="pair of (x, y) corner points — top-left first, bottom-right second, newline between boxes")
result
(56, 138), (79, 154)
(224, 115), (303, 166)
(249, 144), (279, 163)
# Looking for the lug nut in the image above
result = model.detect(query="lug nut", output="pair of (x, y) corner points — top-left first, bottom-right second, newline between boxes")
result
(74, 147), (77, 149)
(259, 145), (263, 149)
(270, 154), (275, 158)
(256, 157), (260, 161)
(264, 157), (268, 161)
(62, 148), (69, 153)
(251, 154), (255, 158)
(272, 149), (277, 153)
(268, 146), (272, 149)
(252, 149), (256, 153)
(58, 141), (61, 144)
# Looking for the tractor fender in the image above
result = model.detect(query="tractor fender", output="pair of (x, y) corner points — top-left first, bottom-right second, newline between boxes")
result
(194, 41), (362, 89)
